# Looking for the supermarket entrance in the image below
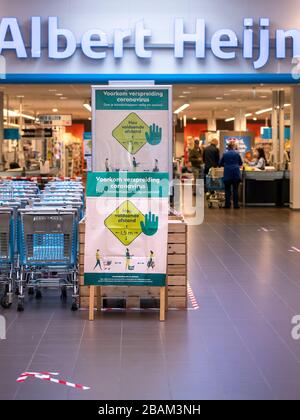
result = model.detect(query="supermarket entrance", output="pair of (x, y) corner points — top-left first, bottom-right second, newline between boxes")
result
(0, 82), (295, 208)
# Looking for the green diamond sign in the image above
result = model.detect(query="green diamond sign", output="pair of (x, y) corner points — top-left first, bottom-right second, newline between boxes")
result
(112, 112), (148, 154)
(104, 200), (145, 246)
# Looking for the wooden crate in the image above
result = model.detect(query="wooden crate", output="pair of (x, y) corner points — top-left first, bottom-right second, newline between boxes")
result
(79, 216), (187, 309)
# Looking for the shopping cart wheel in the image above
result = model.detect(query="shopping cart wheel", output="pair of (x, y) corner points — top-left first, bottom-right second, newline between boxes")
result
(71, 302), (78, 311)
(1, 295), (12, 309)
(28, 287), (35, 296)
(60, 286), (67, 301)
(35, 290), (42, 300)
(17, 301), (24, 312)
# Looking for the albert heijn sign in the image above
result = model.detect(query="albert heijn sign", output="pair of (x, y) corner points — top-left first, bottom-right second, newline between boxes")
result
(0, 16), (300, 69)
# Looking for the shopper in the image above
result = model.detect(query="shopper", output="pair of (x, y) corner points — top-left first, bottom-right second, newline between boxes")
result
(203, 138), (220, 175)
(246, 147), (266, 170)
(189, 139), (203, 194)
(219, 141), (243, 209)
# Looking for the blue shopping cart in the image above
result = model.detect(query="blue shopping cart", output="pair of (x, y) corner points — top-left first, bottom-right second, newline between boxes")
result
(206, 168), (225, 208)
(16, 209), (79, 312)
(0, 208), (15, 308)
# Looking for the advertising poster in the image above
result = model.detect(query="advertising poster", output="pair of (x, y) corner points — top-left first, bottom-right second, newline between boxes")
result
(84, 85), (172, 287)
(84, 132), (92, 172)
(84, 172), (169, 286)
(223, 134), (253, 157)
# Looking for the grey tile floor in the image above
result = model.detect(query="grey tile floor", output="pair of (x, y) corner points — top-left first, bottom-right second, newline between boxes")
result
(1, 208), (300, 400)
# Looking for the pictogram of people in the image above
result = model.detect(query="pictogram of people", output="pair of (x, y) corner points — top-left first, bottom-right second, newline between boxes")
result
(153, 159), (159, 172)
(147, 250), (155, 269)
(94, 249), (102, 270)
(125, 248), (134, 270)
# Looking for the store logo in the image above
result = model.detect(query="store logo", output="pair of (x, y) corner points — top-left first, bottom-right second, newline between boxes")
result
(0, 54), (6, 79)
(0, 315), (6, 340)
(0, 17), (300, 69)
(291, 315), (300, 340)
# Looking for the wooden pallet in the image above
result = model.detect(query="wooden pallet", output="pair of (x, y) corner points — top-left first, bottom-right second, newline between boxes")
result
(79, 216), (187, 309)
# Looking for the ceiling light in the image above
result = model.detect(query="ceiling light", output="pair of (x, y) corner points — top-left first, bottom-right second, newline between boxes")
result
(21, 113), (36, 121)
(178, 95), (186, 98)
(284, 103), (291, 107)
(223, 93), (230, 96)
(174, 103), (190, 114)
(88, 117), (92, 121)
(83, 101), (92, 112)
(60, 96), (68, 100)
(255, 107), (273, 115)
(3, 108), (35, 120)
(16, 95), (25, 98)
(216, 97), (223, 100)
(4, 122), (20, 128)
(192, 117), (197, 120)
(245, 113), (252, 117)
(52, 108), (58, 112)
(182, 91), (191, 94)
(260, 95), (267, 98)
(48, 89), (57, 92)
(55, 93), (63, 96)
(253, 117), (257, 121)
(225, 117), (235, 122)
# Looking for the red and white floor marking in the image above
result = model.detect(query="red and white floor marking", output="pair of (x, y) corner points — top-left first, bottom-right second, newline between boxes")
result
(289, 246), (300, 253)
(187, 283), (200, 310)
(16, 372), (90, 390)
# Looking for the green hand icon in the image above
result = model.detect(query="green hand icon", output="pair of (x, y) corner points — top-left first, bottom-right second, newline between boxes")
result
(145, 124), (162, 145)
(140, 212), (159, 236)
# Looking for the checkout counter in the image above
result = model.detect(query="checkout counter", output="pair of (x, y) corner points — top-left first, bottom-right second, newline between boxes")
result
(243, 169), (290, 207)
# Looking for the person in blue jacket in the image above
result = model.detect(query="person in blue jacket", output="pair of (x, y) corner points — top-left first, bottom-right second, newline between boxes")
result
(219, 141), (243, 209)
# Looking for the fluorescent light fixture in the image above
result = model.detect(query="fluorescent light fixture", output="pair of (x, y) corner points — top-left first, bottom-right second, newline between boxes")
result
(216, 97), (223, 100)
(192, 117), (197, 120)
(225, 117), (235, 122)
(253, 117), (257, 121)
(4, 122), (19, 127)
(284, 103), (291, 107)
(245, 113), (252, 117)
(55, 93), (63, 96)
(52, 108), (58, 112)
(21, 113), (36, 121)
(174, 103), (190, 114)
(255, 107), (273, 115)
(83, 101), (92, 112)
(3, 108), (35, 120)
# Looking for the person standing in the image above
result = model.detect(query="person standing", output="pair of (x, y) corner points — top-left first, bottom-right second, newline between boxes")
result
(203, 138), (220, 175)
(189, 139), (203, 194)
(219, 141), (243, 209)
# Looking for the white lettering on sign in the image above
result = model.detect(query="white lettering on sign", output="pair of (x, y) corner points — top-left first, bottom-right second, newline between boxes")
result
(0, 16), (300, 69)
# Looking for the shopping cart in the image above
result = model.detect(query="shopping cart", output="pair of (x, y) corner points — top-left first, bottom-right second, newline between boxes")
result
(206, 168), (225, 208)
(16, 209), (79, 312)
(0, 208), (15, 308)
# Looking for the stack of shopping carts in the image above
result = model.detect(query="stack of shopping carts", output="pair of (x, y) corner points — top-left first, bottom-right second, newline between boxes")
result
(0, 207), (15, 308)
(206, 167), (225, 208)
(0, 179), (83, 312)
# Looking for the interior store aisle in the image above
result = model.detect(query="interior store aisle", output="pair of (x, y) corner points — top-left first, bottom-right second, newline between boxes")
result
(1, 208), (300, 400)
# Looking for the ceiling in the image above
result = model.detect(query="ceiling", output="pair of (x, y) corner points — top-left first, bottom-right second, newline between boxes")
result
(0, 84), (292, 122)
